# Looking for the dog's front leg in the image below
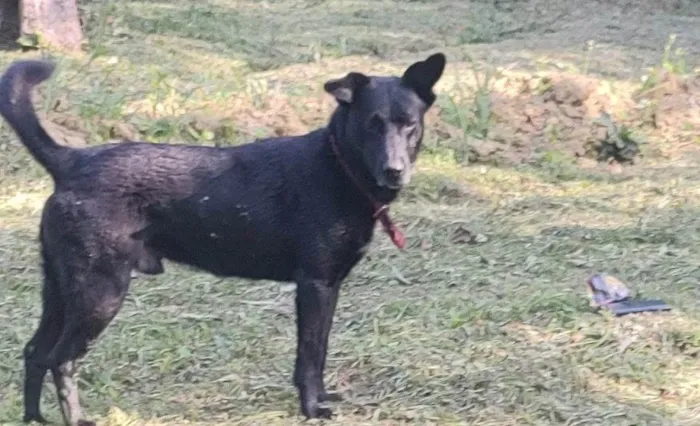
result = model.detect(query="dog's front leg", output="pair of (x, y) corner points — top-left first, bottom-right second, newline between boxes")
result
(293, 276), (340, 419)
(317, 281), (342, 404)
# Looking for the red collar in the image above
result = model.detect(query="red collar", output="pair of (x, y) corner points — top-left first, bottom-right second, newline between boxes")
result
(328, 134), (406, 250)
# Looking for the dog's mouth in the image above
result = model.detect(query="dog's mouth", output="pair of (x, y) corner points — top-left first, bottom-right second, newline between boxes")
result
(375, 168), (410, 191)
(376, 174), (408, 191)
(373, 158), (411, 191)
(379, 181), (402, 190)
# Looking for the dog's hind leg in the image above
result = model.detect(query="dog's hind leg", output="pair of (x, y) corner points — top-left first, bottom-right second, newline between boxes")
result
(51, 359), (93, 426)
(23, 268), (64, 424)
(47, 268), (129, 426)
(24, 313), (62, 424)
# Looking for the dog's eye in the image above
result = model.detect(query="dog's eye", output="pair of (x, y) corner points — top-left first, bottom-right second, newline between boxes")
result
(368, 114), (385, 132)
(396, 115), (417, 129)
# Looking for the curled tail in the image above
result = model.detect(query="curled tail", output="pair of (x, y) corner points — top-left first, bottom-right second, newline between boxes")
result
(0, 60), (74, 179)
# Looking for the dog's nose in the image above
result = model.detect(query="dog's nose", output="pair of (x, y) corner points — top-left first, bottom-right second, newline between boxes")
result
(383, 166), (403, 186)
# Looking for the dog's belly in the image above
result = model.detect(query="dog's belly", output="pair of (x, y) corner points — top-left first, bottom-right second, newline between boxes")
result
(137, 160), (302, 281)
(147, 227), (297, 281)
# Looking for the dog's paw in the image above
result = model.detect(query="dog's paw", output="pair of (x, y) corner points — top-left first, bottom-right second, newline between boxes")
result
(319, 391), (343, 402)
(23, 413), (48, 424)
(317, 407), (333, 419)
(302, 401), (333, 419)
(309, 406), (333, 419)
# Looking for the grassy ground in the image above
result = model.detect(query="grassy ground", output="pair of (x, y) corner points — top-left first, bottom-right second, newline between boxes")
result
(1, 1), (700, 425)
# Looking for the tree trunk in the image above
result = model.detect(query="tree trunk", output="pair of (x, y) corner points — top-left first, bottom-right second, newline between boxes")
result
(20, 0), (82, 51)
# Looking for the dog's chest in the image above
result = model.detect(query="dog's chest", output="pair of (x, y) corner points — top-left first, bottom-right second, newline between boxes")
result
(327, 219), (374, 258)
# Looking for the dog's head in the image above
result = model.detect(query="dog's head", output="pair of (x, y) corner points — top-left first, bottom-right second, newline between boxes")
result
(324, 53), (446, 191)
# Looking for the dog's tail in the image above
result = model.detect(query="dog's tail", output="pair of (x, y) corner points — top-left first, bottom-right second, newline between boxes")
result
(0, 60), (74, 179)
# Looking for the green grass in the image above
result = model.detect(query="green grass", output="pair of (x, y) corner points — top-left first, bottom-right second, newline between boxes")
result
(1, 1), (700, 425)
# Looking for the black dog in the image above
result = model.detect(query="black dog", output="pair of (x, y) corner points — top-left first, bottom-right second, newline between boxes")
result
(0, 52), (446, 425)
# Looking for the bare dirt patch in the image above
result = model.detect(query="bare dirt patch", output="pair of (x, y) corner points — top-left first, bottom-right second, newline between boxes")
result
(431, 68), (698, 166)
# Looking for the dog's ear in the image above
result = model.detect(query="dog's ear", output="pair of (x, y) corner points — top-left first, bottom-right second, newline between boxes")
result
(324, 72), (371, 105)
(401, 53), (446, 106)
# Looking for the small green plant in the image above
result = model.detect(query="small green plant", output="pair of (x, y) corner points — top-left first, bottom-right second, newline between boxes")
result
(640, 34), (689, 93)
(583, 40), (596, 75)
(148, 68), (171, 117)
(545, 123), (562, 144)
(437, 54), (496, 164)
(71, 62), (125, 123)
(534, 76), (553, 95)
(16, 33), (40, 50)
(40, 55), (65, 114)
(591, 111), (643, 164)
(245, 77), (270, 109)
(661, 34), (688, 75)
(145, 67), (200, 119)
(138, 117), (180, 142)
(77, 89), (126, 121)
(470, 60), (493, 140)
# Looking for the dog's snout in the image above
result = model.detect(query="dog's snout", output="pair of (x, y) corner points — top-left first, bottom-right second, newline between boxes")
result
(383, 166), (403, 185)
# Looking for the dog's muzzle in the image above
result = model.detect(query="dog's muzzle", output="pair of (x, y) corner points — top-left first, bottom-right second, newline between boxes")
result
(382, 166), (403, 189)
